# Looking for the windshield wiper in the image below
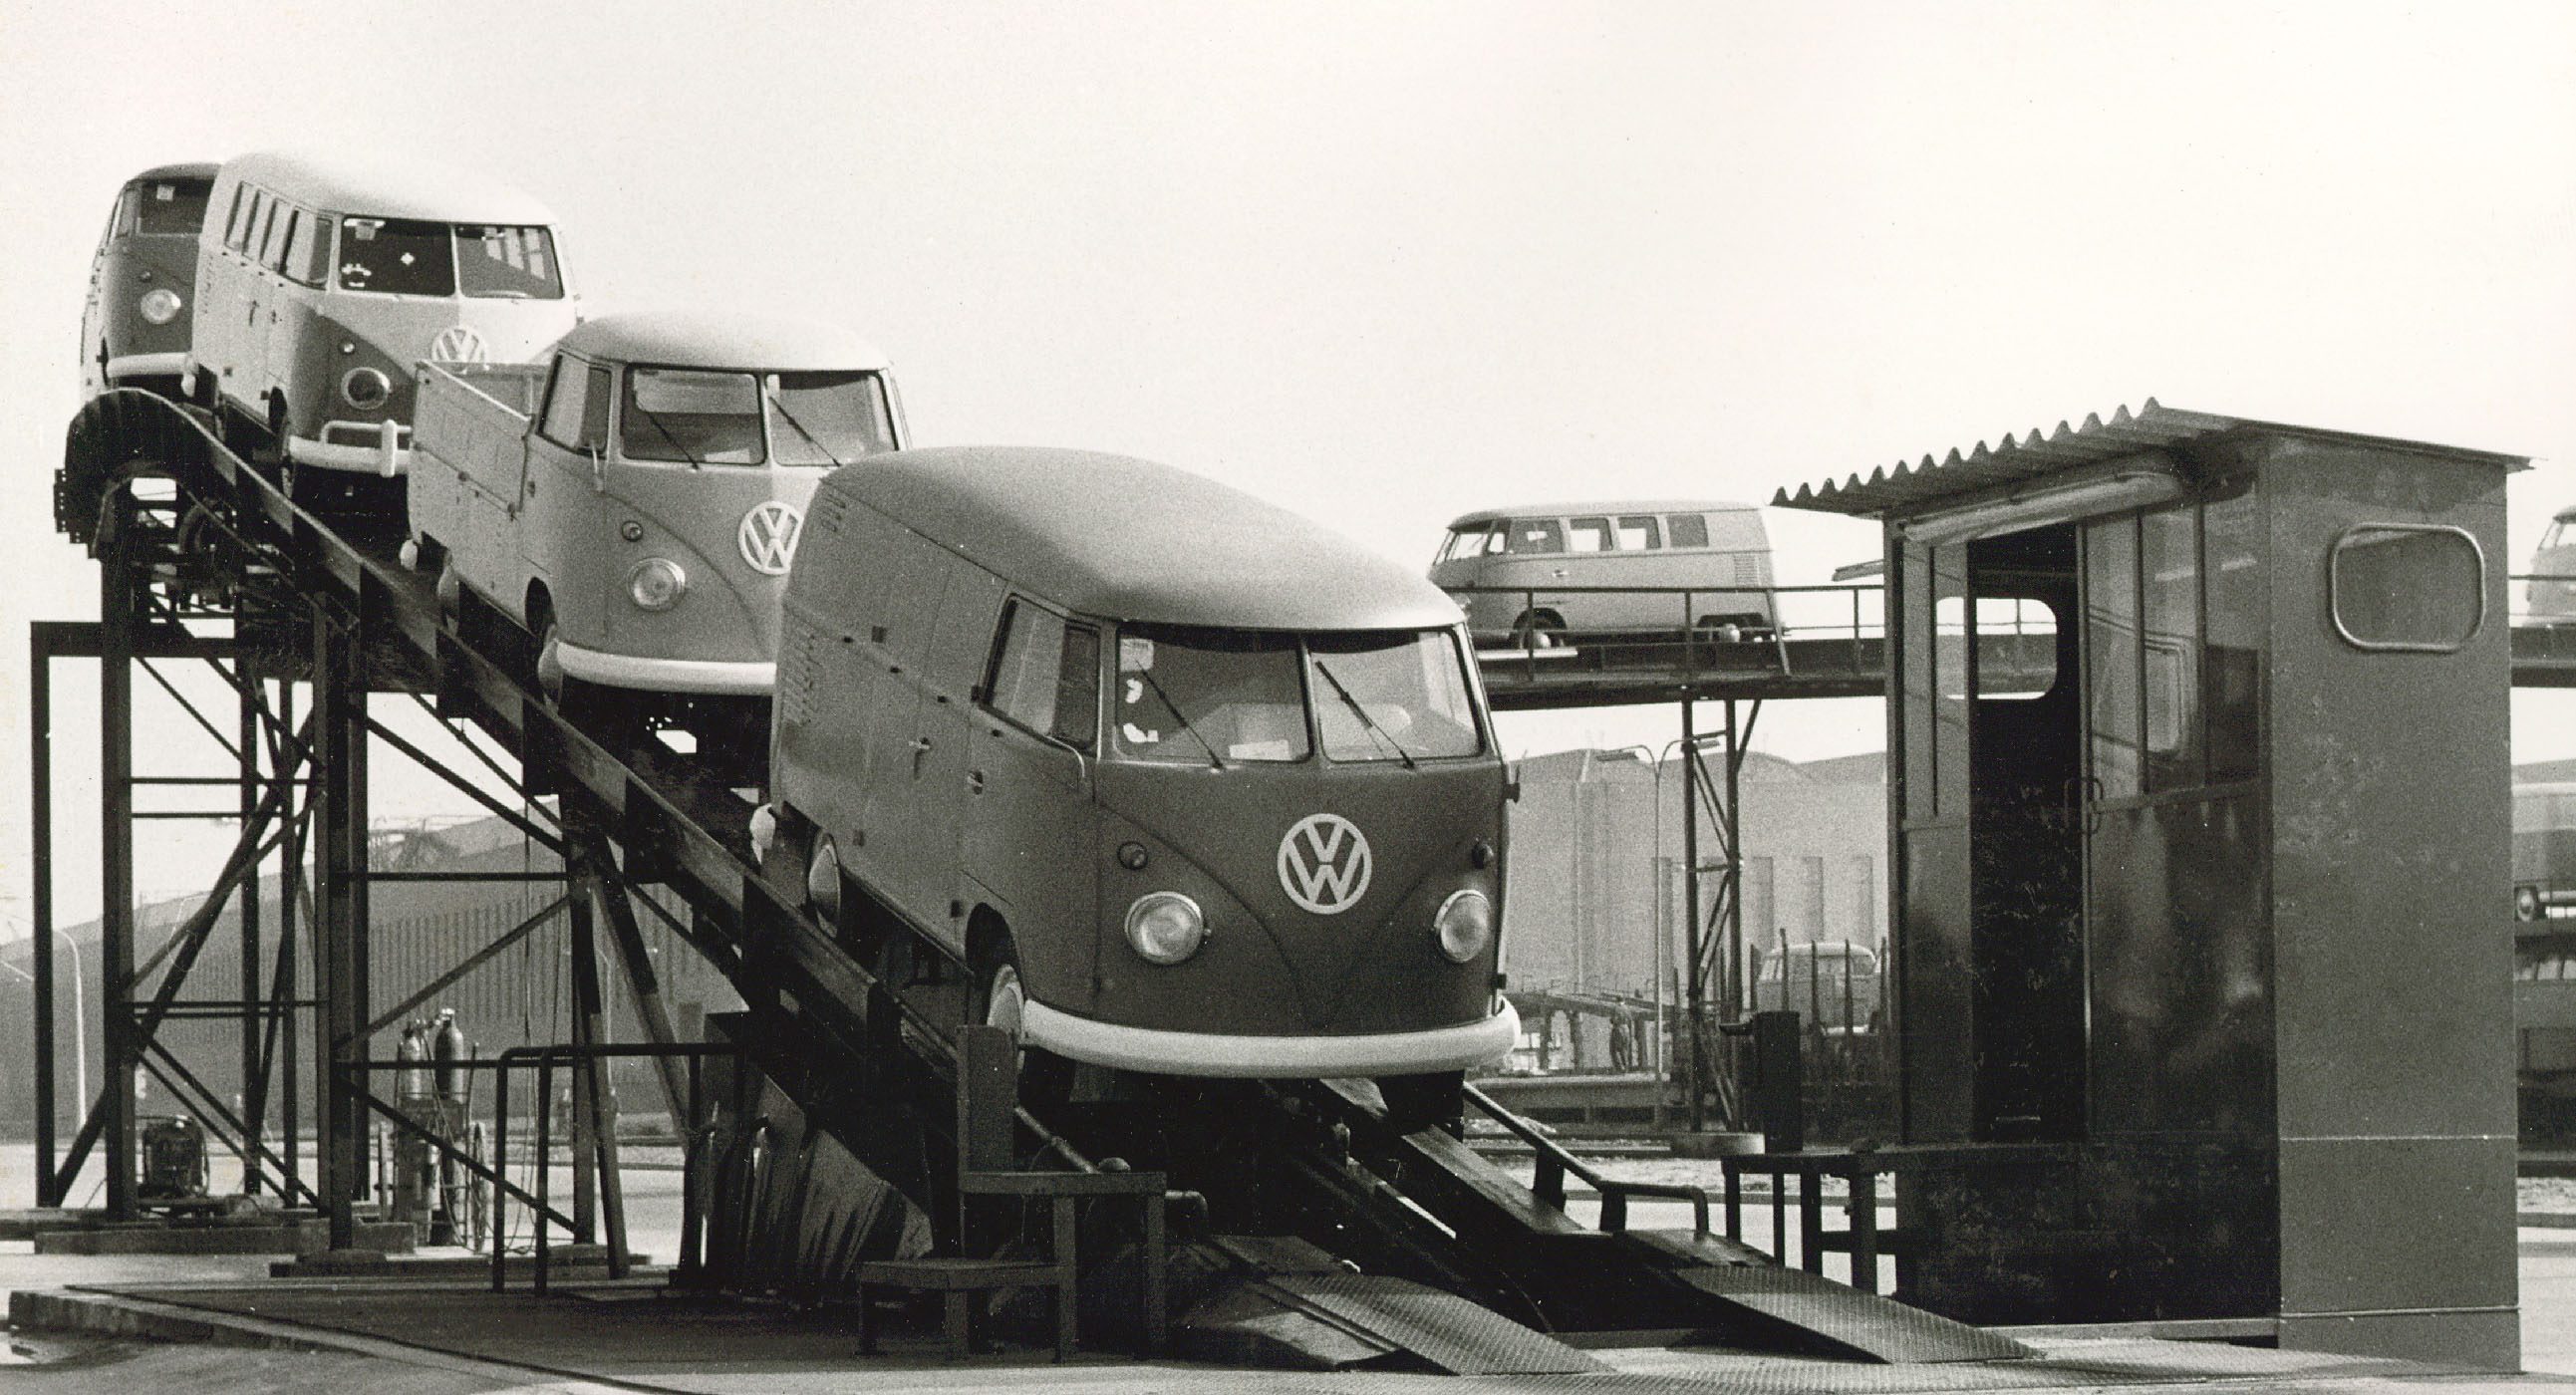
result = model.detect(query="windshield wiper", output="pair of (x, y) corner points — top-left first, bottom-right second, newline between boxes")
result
(629, 406), (704, 468)
(1312, 661), (1416, 769)
(765, 390), (846, 468)
(1133, 667), (1226, 769)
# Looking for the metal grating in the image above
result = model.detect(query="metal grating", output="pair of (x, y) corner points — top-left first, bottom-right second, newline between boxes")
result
(1773, 399), (2526, 520)
(1668, 1263), (2034, 1365)
(1272, 1273), (1609, 1375)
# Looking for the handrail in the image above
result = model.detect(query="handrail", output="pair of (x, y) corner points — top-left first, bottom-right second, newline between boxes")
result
(1461, 1081), (1709, 1237)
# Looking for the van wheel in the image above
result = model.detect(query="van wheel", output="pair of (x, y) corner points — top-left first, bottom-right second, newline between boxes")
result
(1510, 612), (1566, 650)
(806, 835), (844, 925)
(534, 618), (567, 701)
(971, 940), (1071, 1105)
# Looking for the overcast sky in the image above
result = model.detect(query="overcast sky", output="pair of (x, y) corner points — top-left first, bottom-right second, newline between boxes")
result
(3, 1), (2572, 929)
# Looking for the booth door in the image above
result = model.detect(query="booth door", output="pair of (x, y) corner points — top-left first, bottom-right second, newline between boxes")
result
(2078, 491), (2271, 1139)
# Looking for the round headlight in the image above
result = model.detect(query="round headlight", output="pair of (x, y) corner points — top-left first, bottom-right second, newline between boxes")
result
(1435, 890), (1494, 964)
(340, 367), (392, 411)
(627, 558), (687, 612)
(1124, 892), (1206, 966)
(138, 287), (182, 325)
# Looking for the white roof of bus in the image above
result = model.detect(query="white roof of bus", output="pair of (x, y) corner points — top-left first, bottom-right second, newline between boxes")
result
(216, 150), (559, 225)
(558, 310), (891, 372)
(1445, 500), (1759, 528)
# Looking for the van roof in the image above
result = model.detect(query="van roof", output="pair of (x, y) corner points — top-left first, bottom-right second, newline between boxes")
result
(131, 162), (219, 184)
(1444, 500), (1758, 528)
(829, 447), (1464, 631)
(215, 150), (559, 225)
(558, 310), (890, 373)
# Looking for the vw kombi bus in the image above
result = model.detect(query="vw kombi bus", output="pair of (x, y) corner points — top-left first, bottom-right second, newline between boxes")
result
(407, 309), (901, 754)
(1430, 500), (1776, 647)
(759, 447), (1519, 1083)
(80, 162), (217, 399)
(188, 150), (577, 480)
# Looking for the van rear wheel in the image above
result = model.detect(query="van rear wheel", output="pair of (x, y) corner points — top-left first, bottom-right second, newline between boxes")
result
(1510, 612), (1565, 651)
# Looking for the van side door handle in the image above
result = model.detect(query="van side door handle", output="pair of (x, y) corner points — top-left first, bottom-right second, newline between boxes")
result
(909, 735), (932, 777)
(967, 769), (986, 795)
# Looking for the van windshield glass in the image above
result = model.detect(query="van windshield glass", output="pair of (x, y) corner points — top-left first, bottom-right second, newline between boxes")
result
(1308, 631), (1481, 763)
(624, 368), (764, 465)
(1113, 627), (1307, 764)
(338, 216), (455, 296)
(135, 178), (211, 235)
(456, 225), (563, 299)
(765, 372), (895, 466)
(1435, 524), (1501, 564)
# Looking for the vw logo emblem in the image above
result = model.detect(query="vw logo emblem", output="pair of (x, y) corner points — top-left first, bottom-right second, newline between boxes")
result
(429, 325), (490, 364)
(738, 500), (804, 575)
(1279, 814), (1372, 915)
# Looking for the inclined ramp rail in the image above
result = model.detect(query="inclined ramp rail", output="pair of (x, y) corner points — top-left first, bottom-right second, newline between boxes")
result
(57, 388), (2027, 1369)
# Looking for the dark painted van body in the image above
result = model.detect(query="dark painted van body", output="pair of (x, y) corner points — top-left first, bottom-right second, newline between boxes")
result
(764, 447), (1519, 1077)
(80, 162), (217, 398)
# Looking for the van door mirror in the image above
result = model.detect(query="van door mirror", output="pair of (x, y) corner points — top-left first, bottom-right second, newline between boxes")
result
(588, 444), (605, 492)
(1505, 761), (1523, 802)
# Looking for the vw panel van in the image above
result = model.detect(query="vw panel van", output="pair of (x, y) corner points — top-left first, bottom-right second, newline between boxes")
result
(1430, 500), (1775, 647)
(190, 150), (578, 478)
(763, 447), (1519, 1080)
(80, 162), (216, 398)
(409, 309), (902, 728)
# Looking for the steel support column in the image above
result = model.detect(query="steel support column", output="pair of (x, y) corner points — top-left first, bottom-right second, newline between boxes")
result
(99, 500), (139, 1217)
(30, 628), (61, 1204)
(314, 603), (371, 1247)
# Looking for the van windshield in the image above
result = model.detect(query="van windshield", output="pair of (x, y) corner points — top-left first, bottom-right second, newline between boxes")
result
(765, 372), (896, 465)
(1109, 625), (1482, 766)
(134, 178), (211, 235)
(624, 368), (764, 464)
(1114, 627), (1307, 765)
(338, 217), (454, 295)
(1435, 523), (1501, 564)
(456, 224), (563, 299)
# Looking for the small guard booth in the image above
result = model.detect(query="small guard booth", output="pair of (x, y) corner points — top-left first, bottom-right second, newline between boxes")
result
(1776, 401), (2523, 1366)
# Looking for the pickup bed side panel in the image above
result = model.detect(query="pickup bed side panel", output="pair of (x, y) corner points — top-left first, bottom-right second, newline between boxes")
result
(411, 364), (542, 621)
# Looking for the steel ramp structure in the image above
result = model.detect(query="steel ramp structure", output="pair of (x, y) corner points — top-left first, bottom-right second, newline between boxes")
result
(51, 389), (2042, 1371)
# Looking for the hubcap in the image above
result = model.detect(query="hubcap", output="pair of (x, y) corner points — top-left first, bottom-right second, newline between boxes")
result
(807, 839), (842, 921)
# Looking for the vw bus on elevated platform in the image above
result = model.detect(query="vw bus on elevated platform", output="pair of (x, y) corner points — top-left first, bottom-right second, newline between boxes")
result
(187, 150), (578, 495)
(80, 162), (216, 398)
(757, 447), (1519, 1098)
(1430, 499), (1776, 649)
(406, 309), (902, 767)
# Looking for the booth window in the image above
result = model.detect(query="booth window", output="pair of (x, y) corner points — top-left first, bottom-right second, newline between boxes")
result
(2330, 524), (2484, 652)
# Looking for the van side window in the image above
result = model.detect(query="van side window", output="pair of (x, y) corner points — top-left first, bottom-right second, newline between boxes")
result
(1617, 515), (1661, 550)
(224, 186), (257, 251)
(986, 600), (1099, 752)
(262, 206), (299, 273)
(1667, 513), (1710, 548)
(1506, 518), (1564, 555)
(112, 186), (142, 238)
(283, 211), (329, 287)
(248, 193), (279, 265)
(538, 357), (605, 451)
(1568, 517), (1614, 552)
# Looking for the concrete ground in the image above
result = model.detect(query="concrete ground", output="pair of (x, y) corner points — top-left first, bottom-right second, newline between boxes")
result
(6, 1143), (2576, 1392)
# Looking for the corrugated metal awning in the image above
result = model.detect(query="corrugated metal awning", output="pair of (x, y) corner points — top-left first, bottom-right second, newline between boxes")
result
(1772, 398), (2525, 519)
